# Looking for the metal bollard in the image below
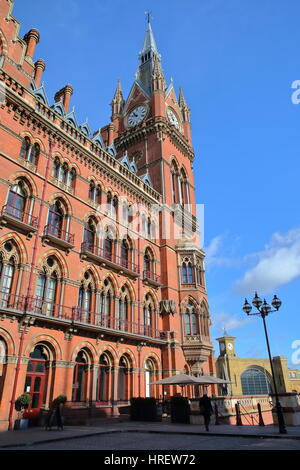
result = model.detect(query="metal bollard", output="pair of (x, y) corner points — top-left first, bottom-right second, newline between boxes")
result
(235, 402), (243, 426)
(257, 402), (265, 426)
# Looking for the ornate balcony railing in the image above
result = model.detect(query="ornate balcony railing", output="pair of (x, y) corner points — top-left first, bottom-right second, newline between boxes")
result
(0, 291), (27, 311)
(81, 242), (140, 274)
(143, 270), (161, 284)
(0, 291), (166, 341)
(44, 224), (75, 246)
(1, 204), (38, 229)
(73, 308), (162, 339)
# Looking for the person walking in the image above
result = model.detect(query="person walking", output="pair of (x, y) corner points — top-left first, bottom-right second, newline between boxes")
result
(199, 392), (213, 432)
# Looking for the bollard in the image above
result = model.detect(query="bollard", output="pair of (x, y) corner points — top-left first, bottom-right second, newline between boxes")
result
(257, 402), (265, 426)
(235, 402), (243, 426)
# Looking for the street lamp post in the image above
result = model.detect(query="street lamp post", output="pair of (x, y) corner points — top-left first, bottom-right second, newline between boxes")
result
(242, 292), (287, 434)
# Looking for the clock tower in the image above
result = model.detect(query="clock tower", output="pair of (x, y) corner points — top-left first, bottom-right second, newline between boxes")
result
(102, 17), (213, 377)
(216, 331), (237, 357)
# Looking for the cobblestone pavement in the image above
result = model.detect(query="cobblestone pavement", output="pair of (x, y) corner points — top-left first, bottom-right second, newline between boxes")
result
(3, 432), (300, 451)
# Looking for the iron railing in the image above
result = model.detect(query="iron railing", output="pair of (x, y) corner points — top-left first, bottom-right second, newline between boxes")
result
(0, 291), (165, 340)
(81, 242), (139, 273)
(1, 204), (38, 228)
(44, 224), (75, 245)
(143, 270), (160, 283)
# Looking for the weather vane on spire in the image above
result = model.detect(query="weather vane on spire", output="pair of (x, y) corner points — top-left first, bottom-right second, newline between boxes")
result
(145, 10), (152, 24)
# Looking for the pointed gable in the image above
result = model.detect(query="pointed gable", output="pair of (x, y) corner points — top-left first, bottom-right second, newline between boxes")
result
(65, 108), (78, 128)
(79, 120), (91, 137)
(33, 83), (49, 106)
(92, 130), (105, 149)
(51, 100), (66, 117)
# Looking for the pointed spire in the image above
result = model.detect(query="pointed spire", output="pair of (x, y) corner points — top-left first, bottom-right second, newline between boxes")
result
(111, 79), (125, 118)
(112, 79), (124, 104)
(179, 86), (190, 122)
(179, 87), (188, 109)
(136, 15), (162, 95)
(141, 19), (158, 56)
(152, 55), (166, 92)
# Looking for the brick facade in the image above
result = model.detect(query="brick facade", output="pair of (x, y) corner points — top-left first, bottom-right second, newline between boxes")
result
(0, 0), (214, 430)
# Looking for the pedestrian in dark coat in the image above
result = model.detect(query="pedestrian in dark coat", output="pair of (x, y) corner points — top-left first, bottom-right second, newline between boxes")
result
(199, 393), (213, 431)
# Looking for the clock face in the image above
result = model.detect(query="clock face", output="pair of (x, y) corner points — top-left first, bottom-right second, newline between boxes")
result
(227, 343), (233, 350)
(167, 109), (180, 129)
(127, 106), (147, 127)
(220, 343), (225, 352)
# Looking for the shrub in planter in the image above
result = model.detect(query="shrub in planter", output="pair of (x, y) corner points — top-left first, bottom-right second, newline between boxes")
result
(15, 393), (32, 412)
(56, 394), (67, 404)
(170, 396), (190, 423)
(14, 393), (32, 430)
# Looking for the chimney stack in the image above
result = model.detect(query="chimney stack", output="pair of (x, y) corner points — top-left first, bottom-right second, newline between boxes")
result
(34, 59), (46, 88)
(54, 85), (73, 113)
(24, 29), (40, 59)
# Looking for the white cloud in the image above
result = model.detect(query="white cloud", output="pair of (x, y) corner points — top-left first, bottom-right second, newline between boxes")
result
(234, 227), (300, 294)
(204, 234), (241, 268)
(211, 311), (253, 333)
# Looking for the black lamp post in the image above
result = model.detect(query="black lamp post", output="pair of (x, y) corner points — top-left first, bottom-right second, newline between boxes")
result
(242, 292), (287, 434)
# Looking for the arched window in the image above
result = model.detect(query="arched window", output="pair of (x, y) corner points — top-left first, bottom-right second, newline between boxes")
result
(30, 143), (40, 165)
(100, 279), (113, 327)
(147, 218), (152, 238)
(48, 201), (64, 238)
(89, 181), (96, 201)
(84, 218), (96, 251)
(0, 241), (22, 307)
(122, 202), (129, 224)
(7, 181), (27, 221)
(72, 351), (88, 402)
(62, 162), (69, 184)
(121, 239), (129, 268)
(20, 137), (31, 161)
(118, 356), (129, 401)
(180, 168), (189, 207)
(145, 359), (155, 398)
(241, 368), (273, 395)
(191, 313), (198, 335)
(182, 260), (194, 284)
(117, 286), (129, 330)
(0, 257), (15, 307)
(143, 294), (155, 336)
(171, 160), (179, 204)
(184, 313), (191, 335)
(77, 271), (93, 323)
(141, 214), (146, 236)
(184, 302), (199, 336)
(69, 168), (76, 190)
(34, 256), (59, 316)
(97, 354), (110, 402)
(52, 157), (60, 179)
(95, 185), (101, 204)
(144, 253), (152, 279)
(104, 236), (113, 261)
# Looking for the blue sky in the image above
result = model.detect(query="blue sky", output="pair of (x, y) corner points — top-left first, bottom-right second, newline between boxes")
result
(12, 0), (300, 368)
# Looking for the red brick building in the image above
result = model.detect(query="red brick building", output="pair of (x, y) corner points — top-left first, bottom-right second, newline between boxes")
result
(0, 0), (214, 430)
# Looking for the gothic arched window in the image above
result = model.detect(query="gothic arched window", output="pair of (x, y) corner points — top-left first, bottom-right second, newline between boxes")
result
(7, 182), (27, 221)
(34, 256), (60, 316)
(29, 143), (40, 165)
(20, 137), (31, 161)
(72, 351), (88, 402)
